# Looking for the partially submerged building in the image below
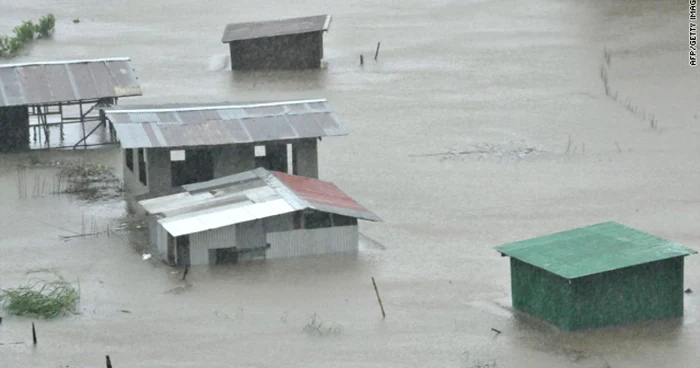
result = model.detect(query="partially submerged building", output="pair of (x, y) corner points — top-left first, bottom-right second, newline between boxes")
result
(102, 99), (346, 196)
(138, 167), (380, 266)
(495, 222), (697, 330)
(221, 14), (332, 70)
(0, 58), (141, 151)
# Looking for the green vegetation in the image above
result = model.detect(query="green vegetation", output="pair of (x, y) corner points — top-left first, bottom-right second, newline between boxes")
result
(0, 14), (56, 58)
(0, 269), (80, 319)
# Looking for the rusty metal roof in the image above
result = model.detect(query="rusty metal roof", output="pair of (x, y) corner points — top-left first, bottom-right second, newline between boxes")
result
(221, 14), (331, 43)
(495, 222), (697, 279)
(271, 171), (381, 222)
(105, 99), (347, 149)
(0, 58), (141, 107)
(139, 168), (379, 237)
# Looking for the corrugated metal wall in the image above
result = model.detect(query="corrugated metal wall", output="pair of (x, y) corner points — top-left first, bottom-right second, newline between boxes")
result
(236, 219), (266, 261)
(266, 225), (358, 259)
(189, 226), (237, 265)
(510, 257), (685, 330)
(149, 219), (171, 257)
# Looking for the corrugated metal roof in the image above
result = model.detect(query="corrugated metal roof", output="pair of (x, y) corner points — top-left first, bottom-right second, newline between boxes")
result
(221, 15), (331, 43)
(139, 167), (380, 237)
(105, 99), (347, 149)
(0, 58), (142, 107)
(271, 171), (381, 222)
(495, 222), (697, 280)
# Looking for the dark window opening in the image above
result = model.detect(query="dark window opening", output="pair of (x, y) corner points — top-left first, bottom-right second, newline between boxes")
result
(293, 212), (302, 230)
(332, 214), (357, 227)
(171, 149), (215, 187)
(138, 148), (147, 186)
(210, 247), (239, 265)
(304, 211), (332, 230)
(125, 148), (134, 172)
(254, 144), (288, 173)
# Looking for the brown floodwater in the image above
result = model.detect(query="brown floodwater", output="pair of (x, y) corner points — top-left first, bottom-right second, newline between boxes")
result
(1, 0), (700, 367)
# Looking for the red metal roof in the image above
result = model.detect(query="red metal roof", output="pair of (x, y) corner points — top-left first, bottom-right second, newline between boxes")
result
(271, 171), (380, 222)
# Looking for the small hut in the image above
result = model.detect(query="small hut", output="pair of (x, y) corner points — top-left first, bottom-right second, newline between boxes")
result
(138, 168), (380, 266)
(221, 14), (332, 70)
(495, 222), (696, 330)
(0, 58), (141, 151)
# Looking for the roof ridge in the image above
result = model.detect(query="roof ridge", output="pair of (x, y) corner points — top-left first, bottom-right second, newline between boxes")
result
(104, 99), (327, 114)
(260, 169), (310, 211)
(0, 57), (131, 68)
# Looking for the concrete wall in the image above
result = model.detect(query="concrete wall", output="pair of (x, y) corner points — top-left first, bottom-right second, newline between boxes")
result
(0, 106), (29, 152)
(229, 32), (324, 70)
(292, 138), (318, 178)
(266, 225), (359, 259)
(213, 144), (255, 178)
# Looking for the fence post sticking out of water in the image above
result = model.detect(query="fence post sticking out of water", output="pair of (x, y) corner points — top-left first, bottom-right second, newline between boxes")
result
(360, 55), (364, 66)
(31, 322), (37, 345)
(371, 277), (386, 319)
(106, 355), (113, 368)
(374, 42), (381, 60)
(182, 265), (189, 281)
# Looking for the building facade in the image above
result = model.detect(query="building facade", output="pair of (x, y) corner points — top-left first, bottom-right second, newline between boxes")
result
(222, 15), (332, 70)
(103, 99), (346, 198)
(140, 168), (380, 266)
(495, 222), (697, 330)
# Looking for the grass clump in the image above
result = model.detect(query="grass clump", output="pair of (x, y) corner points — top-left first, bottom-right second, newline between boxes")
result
(303, 313), (343, 336)
(0, 14), (56, 58)
(0, 269), (80, 319)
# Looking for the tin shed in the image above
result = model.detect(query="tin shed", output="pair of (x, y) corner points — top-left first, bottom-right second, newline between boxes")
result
(138, 168), (380, 266)
(495, 222), (697, 330)
(221, 15), (332, 70)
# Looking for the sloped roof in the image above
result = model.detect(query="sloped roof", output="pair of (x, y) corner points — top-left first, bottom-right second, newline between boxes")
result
(222, 15), (331, 43)
(138, 168), (380, 237)
(104, 99), (347, 149)
(495, 222), (697, 279)
(0, 58), (141, 107)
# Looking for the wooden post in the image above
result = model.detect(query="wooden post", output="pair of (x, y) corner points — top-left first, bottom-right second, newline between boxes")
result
(106, 355), (113, 368)
(182, 265), (189, 281)
(374, 42), (381, 60)
(371, 277), (386, 318)
(32, 322), (37, 345)
(360, 55), (364, 65)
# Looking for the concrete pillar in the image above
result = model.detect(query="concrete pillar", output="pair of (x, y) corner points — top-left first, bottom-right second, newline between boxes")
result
(292, 138), (318, 178)
(213, 144), (256, 178)
(146, 148), (172, 193)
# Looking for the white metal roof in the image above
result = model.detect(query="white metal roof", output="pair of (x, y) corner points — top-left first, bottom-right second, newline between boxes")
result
(139, 168), (380, 237)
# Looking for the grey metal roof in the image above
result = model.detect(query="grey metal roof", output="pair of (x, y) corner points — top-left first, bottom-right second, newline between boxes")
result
(138, 168), (380, 237)
(0, 58), (142, 107)
(221, 14), (331, 43)
(105, 99), (347, 149)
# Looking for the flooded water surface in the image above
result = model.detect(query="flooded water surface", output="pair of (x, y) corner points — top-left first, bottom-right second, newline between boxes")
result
(1, 0), (700, 367)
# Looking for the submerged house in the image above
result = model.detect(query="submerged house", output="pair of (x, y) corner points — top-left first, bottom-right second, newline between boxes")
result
(102, 99), (346, 197)
(138, 167), (380, 266)
(0, 58), (141, 151)
(495, 222), (697, 330)
(221, 14), (332, 70)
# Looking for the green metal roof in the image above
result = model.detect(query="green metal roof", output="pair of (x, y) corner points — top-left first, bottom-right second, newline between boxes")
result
(495, 222), (697, 279)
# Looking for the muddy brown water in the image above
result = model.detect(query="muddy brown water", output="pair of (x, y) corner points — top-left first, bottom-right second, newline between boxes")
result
(2, 0), (700, 367)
